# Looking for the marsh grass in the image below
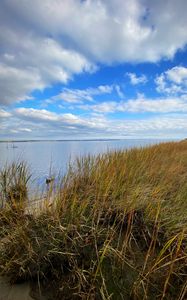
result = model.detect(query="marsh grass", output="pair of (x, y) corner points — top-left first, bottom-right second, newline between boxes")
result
(0, 141), (187, 299)
(0, 161), (31, 210)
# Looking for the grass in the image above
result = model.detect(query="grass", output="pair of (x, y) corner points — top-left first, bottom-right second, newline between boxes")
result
(0, 140), (187, 299)
(0, 161), (31, 209)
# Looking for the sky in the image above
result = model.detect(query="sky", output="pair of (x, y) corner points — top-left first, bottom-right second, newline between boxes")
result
(1, 0), (187, 140)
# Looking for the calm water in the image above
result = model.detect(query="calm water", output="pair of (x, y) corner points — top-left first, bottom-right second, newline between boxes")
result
(0, 139), (172, 187)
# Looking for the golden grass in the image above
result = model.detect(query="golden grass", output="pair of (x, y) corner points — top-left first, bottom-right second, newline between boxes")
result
(0, 140), (187, 299)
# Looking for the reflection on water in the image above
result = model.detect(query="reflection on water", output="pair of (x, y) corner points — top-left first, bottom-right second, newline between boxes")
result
(0, 139), (171, 187)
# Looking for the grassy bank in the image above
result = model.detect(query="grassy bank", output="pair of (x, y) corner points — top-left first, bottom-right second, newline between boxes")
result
(0, 141), (187, 299)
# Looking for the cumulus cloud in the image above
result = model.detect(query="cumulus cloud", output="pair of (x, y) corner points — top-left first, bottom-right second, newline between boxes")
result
(126, 72), (147, 85)
(15, 108), (60, 122)
(166, 66), (187, 84)
(80, 96), (187, 114)
(123, 97), (187, 113)
(54, 85), (114, 104)
(0, 63), (44, 105)
(1, 107), (187, 139)
(2, 0), (187, 62)
(0, 35), (94, 105)
(1, 0), (187, 105)
(155, 66), (187, 95)
(14, 108), (107, 131)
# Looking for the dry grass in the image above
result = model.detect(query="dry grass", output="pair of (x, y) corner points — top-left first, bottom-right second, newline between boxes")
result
(0, 140), (187, 299)
(0, 161), (31, 209)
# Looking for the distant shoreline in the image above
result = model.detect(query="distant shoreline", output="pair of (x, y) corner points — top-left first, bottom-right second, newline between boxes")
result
(0, 138), (177, 143)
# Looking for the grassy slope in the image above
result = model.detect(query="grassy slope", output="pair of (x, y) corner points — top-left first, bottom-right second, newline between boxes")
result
(0, 141), (187, 299)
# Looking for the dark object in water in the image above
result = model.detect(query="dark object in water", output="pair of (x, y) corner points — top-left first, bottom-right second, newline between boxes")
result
(12, 143), (18, 148)
(46, 177), (54, 185)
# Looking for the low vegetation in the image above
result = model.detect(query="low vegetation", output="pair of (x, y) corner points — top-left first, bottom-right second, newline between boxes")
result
(0, 161), (31, 209)
(0, 141), (187, 299)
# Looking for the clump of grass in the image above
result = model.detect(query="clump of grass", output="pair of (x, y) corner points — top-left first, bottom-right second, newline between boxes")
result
(0, 161), (31, 209)
(0, 141), (187, 299)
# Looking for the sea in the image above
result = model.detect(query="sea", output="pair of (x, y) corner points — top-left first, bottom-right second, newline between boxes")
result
(0, 139), (175, 189)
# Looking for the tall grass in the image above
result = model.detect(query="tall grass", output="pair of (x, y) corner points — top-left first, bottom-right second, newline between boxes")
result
(0, 141), (186, 299)
(0, 161), (31, 209)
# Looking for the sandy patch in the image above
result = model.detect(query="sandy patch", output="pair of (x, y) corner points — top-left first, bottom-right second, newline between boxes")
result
(0, 277), (34, 300)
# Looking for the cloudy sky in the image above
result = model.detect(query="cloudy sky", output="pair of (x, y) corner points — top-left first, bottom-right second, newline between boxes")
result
(1, 0), (187, 140)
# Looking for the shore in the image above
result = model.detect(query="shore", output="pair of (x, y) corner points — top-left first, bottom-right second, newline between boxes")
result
(0, 140), (187, 299)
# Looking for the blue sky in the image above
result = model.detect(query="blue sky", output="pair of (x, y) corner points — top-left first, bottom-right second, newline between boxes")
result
(1, 0), (187, 140)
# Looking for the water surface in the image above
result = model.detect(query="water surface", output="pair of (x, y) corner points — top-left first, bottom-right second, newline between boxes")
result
(0, 139), (172, 187)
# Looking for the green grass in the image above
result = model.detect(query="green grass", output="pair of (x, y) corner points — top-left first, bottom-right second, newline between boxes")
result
(0, 141), (187, 299)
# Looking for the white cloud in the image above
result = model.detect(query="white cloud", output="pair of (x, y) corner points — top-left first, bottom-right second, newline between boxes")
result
(0, 34), (94, 105)
(22, 128), (32, 132)
(0, 63), (44, 105)
(122, 97), (187, 113)
(14, 108), (107, 131)
(10, 127), (32, 134)
(1, 107), (187, 139)
(115, 85), (124, 98)
(79, 96), (187, 114)
(126, 72), (147, 85)
(15, 108), (60, 122)
(166, 66), (187, 84)
(54, 85), (114, 103)
(81, 101), (117, 113)
(1, 0), (187, 105)
(0, 109), (11, 118)
(155, 66), (187, 95)
(3, 0), (187, 63)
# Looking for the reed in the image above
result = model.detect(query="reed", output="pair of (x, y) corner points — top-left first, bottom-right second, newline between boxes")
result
(0, 141), (186, 299)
